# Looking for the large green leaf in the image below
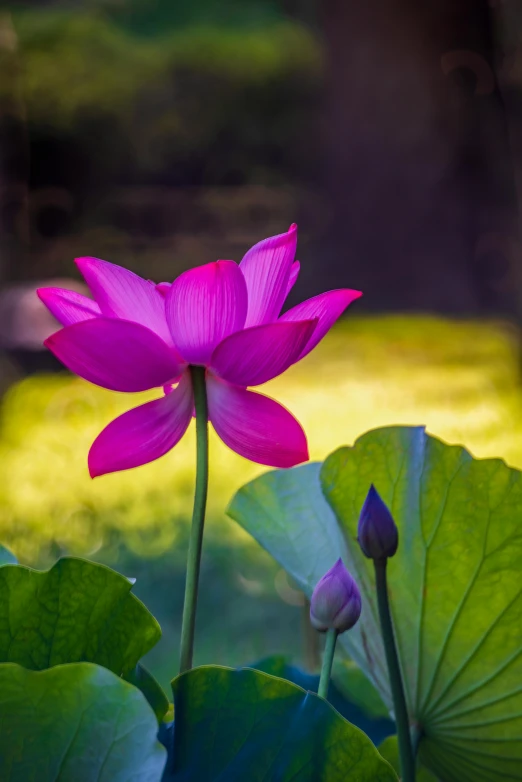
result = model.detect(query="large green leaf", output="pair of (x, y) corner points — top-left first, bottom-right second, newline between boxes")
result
(227, 461), (348, 595)
(0, 557), (161, 677)
(249, 655), (394, 745)
(168, 665), (398, 781)
(0, 662), (166, 781)
(228, 427), (522, 781)
(321, 426), (522, 782)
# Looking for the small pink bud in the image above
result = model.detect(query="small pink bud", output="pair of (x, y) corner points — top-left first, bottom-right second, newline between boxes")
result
(357, 485), (399, 560)
(310, 559), (362, 633)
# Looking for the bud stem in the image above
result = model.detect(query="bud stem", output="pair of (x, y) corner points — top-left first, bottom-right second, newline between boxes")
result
(317, 628), (338, 699)
(179, 366), (209, 673)
(374, 559), (416, 782)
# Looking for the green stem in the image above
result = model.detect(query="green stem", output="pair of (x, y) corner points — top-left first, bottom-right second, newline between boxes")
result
(317, 628), (338, 699)
(374, 559), (416, 782)
(179, 366), (209, 674)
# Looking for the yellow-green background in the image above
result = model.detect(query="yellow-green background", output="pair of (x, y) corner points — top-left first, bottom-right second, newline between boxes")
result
(2, 315), (520, 687)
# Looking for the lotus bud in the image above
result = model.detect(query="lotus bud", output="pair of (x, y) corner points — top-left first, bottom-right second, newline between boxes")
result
(310, 559), (362, 633)
(357, 484), (398, 560)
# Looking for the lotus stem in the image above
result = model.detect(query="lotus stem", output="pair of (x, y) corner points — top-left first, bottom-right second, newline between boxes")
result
(179, 366), (209, 673)
(374, 558), (416, 782)
(317, 628), (338, 699)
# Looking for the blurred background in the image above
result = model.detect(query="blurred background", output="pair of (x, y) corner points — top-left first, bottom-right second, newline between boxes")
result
(1, 0), (522, 691)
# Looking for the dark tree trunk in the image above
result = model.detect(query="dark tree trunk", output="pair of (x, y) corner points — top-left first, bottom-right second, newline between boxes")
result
(318, 0), (518, 316)
(0, 12), (30, 287)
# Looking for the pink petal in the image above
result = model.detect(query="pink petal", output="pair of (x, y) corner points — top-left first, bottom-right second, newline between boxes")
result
(240, 224), (298, 327)
(165, 260), (247, 365)
(88, 372), (194, 477)
(45, 317), (183, 392)
(279, 289), (362, 360)
(37, 287), (101, 326)
(75, 257), (173, 346)
(284, 261), (300, 300)
(210, 319), (317, 387)
(206, 375), (308, 467)
(155, 282), (171, 297)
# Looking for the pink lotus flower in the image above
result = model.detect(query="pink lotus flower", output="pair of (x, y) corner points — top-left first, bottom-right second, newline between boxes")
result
(38, 224), (361, 477)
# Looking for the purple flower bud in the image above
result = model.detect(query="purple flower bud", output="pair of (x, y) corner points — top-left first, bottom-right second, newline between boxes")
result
(357, 484), (398, 560)
(310, 559), (362, 633)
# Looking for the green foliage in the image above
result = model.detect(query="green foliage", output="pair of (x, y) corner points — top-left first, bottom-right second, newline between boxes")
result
(229, 426), (522, 781)
(9, 9), (320, 172)
(105, 0), (290, 36)
(168, 665), (398, 781)
(0, 6), (321, 198)
(0, 557), (161, 677)
(10, 12), (164, 126)
(0, 662), (166, 781)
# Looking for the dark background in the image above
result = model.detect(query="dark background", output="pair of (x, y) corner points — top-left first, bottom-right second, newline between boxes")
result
(1, 0), (522, 325)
